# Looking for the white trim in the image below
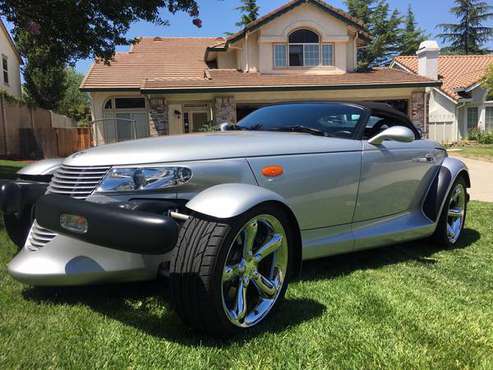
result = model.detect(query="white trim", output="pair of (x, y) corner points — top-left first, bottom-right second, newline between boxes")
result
(432, 87), (458, 105)
(464, 81), (483, 93)
(390, 60), (414, 74)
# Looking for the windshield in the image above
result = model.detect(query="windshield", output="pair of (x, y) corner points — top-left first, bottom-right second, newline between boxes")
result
(237, 103), (365, 138)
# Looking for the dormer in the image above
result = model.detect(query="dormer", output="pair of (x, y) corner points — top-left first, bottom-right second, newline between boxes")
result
(205, 0), (369, 75)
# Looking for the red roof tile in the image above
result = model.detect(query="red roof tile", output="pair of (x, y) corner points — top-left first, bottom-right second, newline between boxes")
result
(394, 55), (493, 101)
(141, 68), (439, 91)
(81, 37), (221, 89)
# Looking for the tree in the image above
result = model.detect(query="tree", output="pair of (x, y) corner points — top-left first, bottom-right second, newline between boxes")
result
(345, 0), (402, 69)
(58, 68), (91, 123)
(483, 63), (493, 100)
(0, 0), (203, 65)
(437, 0), (493, 54)
(398, 5), (427, 56)
(17, 30), (66, 110)
(236, 0), (260, 28)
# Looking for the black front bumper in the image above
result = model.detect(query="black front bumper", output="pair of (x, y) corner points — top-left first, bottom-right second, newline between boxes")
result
(0, 180), (48, 248)
(35, 194), (179, 255)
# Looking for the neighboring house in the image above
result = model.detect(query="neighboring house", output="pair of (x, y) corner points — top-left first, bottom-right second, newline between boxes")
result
(392, 41), (493, 144)
(0, 20), (21, 99)
(80, 0), (440, 144)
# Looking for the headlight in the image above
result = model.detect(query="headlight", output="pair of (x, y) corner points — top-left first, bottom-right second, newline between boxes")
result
(96, 166), (192, 193)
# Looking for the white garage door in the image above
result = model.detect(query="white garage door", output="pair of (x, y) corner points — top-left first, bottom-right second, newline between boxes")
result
(428, 121), (454, 144)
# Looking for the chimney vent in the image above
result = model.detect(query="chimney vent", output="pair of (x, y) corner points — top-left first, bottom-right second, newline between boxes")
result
(416, 40), (440, 80)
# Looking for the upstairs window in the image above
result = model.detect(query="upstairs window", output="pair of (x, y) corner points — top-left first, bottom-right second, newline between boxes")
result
(2, 55), (8, 85)
(273, 29), (334, 68)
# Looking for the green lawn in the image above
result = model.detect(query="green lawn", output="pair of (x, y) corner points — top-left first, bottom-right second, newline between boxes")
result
(0, 159), (28, 179)
(0, 202), (492, 369)
(451, 144), (493, 162)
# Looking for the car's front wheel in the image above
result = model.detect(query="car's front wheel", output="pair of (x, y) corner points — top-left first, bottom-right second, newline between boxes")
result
(169, 203), (293, 335)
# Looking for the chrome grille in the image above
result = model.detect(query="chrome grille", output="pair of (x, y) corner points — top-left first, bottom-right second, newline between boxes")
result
(27, 165), (110, 251)
(47, 165), (110, 199)
(26, 221), (57, 251)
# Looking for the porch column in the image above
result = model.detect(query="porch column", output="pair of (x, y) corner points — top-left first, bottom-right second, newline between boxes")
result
(213, 96), (237, 124)
(148, 97), (168, 136)
(411, 91), (426, 137)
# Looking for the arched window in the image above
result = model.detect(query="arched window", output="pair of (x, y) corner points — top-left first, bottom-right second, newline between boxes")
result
(273, 28), (334, 68)
(288, 29), (319, 44)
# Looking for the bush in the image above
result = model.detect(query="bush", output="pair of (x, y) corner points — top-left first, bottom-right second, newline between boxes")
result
(467, 128), (493, 144)
(479, 131), (493, 144)
(467, 128), (481, 141)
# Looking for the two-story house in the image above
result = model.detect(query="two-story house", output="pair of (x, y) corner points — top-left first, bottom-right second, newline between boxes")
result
(80, 0), (440, 144)
(0, 20), (21, 99)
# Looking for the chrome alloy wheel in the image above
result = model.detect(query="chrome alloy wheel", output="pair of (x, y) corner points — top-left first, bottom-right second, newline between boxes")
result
(446, 183), (466, 244)
(221, 214), (288, 328)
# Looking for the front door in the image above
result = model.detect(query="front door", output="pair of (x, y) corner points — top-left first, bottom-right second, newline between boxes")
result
(183, 104), (211, 133)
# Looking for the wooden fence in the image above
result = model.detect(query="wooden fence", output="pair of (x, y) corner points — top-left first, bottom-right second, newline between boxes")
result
(0, 95), (91, 159)
(19, 128), (91, 159)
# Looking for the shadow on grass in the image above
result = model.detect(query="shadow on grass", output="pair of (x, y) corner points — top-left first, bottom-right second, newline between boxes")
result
(0, 164), (24, 180)
(22, 279), (325, 346)
(299, 228), (480, 282)
(20, 228), (480, 344)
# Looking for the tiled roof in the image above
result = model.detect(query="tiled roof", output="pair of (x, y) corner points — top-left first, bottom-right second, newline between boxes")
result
(81, 37), (223, 90)
(81, 37), (440, 93)
(394, 55), (493, 101)
(141, 68), (439, 92)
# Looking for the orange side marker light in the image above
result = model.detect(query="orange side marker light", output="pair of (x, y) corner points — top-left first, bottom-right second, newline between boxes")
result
(262, 165), (284, 177)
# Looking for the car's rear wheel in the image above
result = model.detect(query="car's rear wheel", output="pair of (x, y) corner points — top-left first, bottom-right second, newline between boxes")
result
(433, 176), (468, 247)
(169, 203), (293, 335)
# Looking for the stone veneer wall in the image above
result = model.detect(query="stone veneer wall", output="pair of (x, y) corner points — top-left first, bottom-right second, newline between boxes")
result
(214, 96), (237, 124)
(410, 91), (426, 137)
(148, 97), (168, 136)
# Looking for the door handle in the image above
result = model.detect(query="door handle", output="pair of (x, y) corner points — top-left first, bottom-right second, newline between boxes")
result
(425, 153), (435, 162)
(415, 153), (435, 163)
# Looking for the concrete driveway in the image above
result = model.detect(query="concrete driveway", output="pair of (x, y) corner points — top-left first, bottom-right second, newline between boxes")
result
(451, 155), (493, 202)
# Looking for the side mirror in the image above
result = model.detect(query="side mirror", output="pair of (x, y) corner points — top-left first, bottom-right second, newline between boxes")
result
(219, 122), (230, 131)
(368, 126), (415, 145)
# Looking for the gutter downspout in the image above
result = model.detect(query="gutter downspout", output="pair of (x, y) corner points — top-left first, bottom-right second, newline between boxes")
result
(245, 31), (249, 72)
(456, 100), (467, 141)
(353, 33), (358, 71)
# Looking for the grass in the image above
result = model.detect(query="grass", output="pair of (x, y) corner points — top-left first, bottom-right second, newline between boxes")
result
(450, 144), (493, 162)
(0, 202), (492, 369)
(0, 159), (29, 179)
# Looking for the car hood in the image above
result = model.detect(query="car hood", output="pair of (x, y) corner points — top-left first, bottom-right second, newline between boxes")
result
(63, 131), (361, 166)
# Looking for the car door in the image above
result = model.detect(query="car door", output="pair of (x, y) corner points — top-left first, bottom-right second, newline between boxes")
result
(353, 112), (442, 222)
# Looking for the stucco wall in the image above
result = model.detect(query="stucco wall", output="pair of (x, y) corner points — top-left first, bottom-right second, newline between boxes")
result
(0, 27), (21, 98)
(217, 49), (238, 69)
(428, 89), (458, 143)
(232, 2), (352, 74)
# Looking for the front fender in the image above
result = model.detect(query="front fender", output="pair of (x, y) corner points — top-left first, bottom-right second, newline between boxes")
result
(185, 183), (289, 219)
(18, 158), (63, 177)
(423, 156), (470, 222)
(185, 183), (303, 276)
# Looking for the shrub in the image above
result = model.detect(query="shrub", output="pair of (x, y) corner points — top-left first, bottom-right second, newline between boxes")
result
(478, 131), (493, 144)
(467, 128), (481, 141)
(467, 128), (493, 144)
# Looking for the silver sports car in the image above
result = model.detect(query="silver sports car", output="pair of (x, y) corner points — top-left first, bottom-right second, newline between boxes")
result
(1, 102), (470, 335)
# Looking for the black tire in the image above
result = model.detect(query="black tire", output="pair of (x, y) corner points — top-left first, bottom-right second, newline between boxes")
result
(4, 205), (33, 249)
(432, 176), (468, 247)
(169, 203), (295, 335)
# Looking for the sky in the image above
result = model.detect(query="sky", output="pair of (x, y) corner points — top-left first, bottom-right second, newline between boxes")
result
(6, 0), (493, 75)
